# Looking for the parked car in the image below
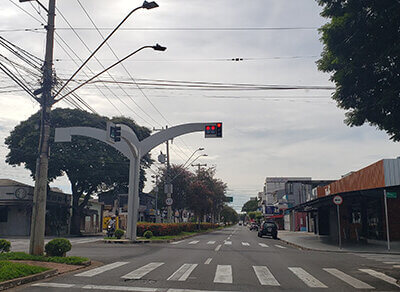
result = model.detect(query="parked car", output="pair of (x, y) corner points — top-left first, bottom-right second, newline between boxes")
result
(258, 221), (278, 239)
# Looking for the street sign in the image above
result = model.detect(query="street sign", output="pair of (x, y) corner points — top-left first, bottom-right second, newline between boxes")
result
(165, 198), (173, 206)
(387, 191), (397, 199)
(226, 196), (233, 202)
(333, 195), (343, 205)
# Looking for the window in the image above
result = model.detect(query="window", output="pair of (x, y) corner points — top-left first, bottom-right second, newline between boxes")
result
(0, 206), (8, 222)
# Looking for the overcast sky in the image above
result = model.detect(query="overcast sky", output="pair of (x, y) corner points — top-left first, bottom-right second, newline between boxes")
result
(1, 0), (399, 212)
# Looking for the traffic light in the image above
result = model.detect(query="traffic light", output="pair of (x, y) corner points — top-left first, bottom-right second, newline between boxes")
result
(205, 122), (222, 138)
(109, 125), (121, 142)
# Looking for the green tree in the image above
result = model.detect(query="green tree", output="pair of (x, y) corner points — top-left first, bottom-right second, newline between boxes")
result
(220, 206), (238, 224)
(4, 108), (151, 234)
(317, 1), (400, 140)
(155, 164), (194, 220)
(241, 199), (259, 213)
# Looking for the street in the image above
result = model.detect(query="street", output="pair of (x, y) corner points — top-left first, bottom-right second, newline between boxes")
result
(15, 226), (400, 292)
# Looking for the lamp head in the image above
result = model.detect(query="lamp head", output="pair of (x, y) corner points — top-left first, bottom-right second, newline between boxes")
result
(153, 44), (167, 51)
(143, 1), (159, 9)
(198, 147), (205, 151)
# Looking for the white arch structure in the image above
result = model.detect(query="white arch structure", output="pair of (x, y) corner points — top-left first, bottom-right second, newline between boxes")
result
(55, 123), (209, 240)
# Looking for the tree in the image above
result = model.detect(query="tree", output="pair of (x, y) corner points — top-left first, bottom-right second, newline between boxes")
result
(4, 108), (151, 234)
(155, 164), (194, 220)
(241, 199), (259, 213)
(220, 206), (238, 224)
(316, 1), (400, 140)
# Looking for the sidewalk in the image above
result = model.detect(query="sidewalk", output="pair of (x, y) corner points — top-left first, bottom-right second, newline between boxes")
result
(279, 230), (400, 254)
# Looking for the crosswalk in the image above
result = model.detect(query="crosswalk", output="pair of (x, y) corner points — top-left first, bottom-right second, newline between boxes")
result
(170, 239), (286, 249)
(73, 260), (399, 289)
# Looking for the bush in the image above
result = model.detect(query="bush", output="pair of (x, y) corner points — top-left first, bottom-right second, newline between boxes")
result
(114, 229), (124, 239)
(45, 238), (71, 257)
(0, 239), (11, 253)
(136, 222), (219, 237)
(143, 230), (153, 239)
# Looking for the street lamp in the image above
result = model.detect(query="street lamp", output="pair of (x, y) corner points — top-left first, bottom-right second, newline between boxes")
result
(170, 152), (207, 183)
(181, 147), (204, 169)
(55, 44), (166, 103)
(54, 0), (159, 98)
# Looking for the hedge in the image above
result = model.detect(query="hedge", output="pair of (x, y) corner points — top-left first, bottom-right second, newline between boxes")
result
(136, 222), (219, 236)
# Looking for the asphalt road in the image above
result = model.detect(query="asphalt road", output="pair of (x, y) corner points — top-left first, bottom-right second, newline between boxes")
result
(15, 226), (400, 291)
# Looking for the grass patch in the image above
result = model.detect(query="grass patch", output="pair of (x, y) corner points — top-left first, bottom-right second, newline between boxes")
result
(137, 229), (218, 241)
(0, 252), (88, 265)
(0, 261), (49, 282)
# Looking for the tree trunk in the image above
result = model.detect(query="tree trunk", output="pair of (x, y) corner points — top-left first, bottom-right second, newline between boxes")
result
(70, 195), (81, 235)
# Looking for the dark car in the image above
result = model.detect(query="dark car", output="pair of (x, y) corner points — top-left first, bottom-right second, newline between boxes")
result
(258, 221), (278, 239)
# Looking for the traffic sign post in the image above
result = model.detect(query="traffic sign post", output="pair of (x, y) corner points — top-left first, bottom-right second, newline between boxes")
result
(384, 189), (390, 251)
(333, 195), (343, 249)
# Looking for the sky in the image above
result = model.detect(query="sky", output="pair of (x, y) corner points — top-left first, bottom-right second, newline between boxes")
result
(0, 0), (399, 212)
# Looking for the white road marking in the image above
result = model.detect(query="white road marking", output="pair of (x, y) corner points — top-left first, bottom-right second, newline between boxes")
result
(75, 262), (129, 277)
(214, 265), (233, 283)
(32, 283), (75, 288)
(288, 267), (327, 288)
(121, 262), (164, 280)
(188, 240), (199, 245)
(258, 243), (269, 248)
(274, 244), (286, 249)
(224, 241), (232, 245)
(167, 264), (198, 281)
(241, 242), (250, 246)
(215, 244), (222, 251)
(253, 266), (280, 286)
(170, 240), (184, 245)
(204, 258), (213, 265)
(323, 268), (374, 289)
(359, 268), (400, 288)
(394, 265), (400, 268)
(207, 241), (216, 244)
(167, 289), (235, 292)
(384, 261), (400, 264)
(83, 285), (160, 291)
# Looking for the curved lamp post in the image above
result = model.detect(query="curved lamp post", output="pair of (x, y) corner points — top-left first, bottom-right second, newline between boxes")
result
(55, 44), (166, 103)
(54, 0), (159, 98)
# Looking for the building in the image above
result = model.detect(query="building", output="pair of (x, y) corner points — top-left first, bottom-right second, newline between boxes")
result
(0, 179), (71, 236)
(292, 158), (400, 243)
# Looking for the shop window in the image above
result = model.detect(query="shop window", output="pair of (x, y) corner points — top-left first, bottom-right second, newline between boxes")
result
(0, 206), (8, 222)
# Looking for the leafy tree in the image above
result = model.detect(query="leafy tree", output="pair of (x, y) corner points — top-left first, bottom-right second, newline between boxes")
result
(317, 1), (400, 140)
(220, 206), (238, 224)
(241, 199), (259, 213)
(155, 164), (194, 220)
(4, 108), (151, 234)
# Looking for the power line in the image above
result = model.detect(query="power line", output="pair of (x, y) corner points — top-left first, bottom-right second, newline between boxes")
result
(54, 27), (319, 31)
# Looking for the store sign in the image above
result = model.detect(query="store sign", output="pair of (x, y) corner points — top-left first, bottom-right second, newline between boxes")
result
(387, 192), (397, 199)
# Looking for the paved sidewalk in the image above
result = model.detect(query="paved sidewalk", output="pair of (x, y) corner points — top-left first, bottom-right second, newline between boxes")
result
(279, 230), (400, 254)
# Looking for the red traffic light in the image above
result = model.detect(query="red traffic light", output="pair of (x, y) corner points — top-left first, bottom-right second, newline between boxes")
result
(211, 126), (215, 130)
(217, 123), (221, 128)
(206, 126), (210, 130)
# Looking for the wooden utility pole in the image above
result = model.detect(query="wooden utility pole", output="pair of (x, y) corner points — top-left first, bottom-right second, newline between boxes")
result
(29, 0), (56, 255)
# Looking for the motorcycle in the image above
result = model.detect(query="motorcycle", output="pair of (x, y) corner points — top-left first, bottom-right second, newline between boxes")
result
(106, 224), (115, 237)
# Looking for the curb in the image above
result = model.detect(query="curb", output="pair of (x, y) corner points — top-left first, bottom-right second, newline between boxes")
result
(0, 268), (57, 291)
(279, 238), (400, 255)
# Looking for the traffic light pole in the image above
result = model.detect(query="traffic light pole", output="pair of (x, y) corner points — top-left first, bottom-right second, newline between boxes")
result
(166, 137), (173, 223)
(29, 0), (56, 255)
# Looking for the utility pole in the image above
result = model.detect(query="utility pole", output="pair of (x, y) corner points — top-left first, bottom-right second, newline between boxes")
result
(192, 163), (207, 173)
(165, 129), (173, 223)
(29, 0), (56, 255)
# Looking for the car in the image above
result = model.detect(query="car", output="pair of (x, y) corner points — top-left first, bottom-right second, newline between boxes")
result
(258, 221), (278, 239)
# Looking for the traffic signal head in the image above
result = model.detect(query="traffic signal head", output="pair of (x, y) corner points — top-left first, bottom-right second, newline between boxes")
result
(205, 122), (222, 138)
(109, 125), (121, 142)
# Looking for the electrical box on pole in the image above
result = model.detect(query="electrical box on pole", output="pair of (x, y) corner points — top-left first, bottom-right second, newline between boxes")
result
(205, 122), (222, 138)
